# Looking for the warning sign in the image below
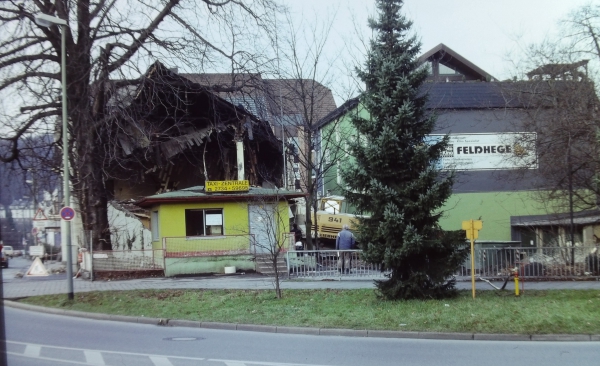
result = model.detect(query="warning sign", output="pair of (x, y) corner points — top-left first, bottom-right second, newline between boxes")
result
(26, 257), (50, 277)
(33, 208), (48, 221)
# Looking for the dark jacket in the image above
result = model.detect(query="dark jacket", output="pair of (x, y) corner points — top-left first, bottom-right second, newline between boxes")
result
(336, 229), (355, 250)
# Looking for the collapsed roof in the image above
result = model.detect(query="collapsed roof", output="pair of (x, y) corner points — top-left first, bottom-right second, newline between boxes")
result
(107, 61), (283, 194)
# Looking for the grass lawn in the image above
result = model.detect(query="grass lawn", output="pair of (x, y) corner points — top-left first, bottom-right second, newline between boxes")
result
(19, 289), (600, 334)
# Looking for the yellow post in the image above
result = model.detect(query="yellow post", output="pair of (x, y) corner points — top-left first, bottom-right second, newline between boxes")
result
(470, 237), (476, 299)
(515, 274), (520, 296)
(462, 219), (483, 300)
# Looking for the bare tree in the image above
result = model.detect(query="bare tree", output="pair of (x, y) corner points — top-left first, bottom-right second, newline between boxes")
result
(503, 3), (600, 263)
(246, 193), (295, 299)
(0, 1), (280, 249)
(266, 9), (351, 249)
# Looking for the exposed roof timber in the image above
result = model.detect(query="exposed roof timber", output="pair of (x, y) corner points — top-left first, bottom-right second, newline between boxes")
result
(418, 43), (495, 82)
(145, 62), (265, 126)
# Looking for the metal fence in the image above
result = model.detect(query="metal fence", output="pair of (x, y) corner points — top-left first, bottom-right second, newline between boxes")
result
(163, 235), (254, 258)
(286, 246), (600, 280)
(286, 250), (388, 279)
(455, 246), (600, 279)
(89, 249), (164, 272)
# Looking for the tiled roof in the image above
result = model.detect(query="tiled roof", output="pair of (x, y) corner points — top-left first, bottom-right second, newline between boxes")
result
(317, 82), (520, 128)
(425, 82), (517, 109)
(262, 79), (338, 123)
(178, 73), (337, 125)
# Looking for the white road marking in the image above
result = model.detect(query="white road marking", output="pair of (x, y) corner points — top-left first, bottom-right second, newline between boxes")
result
(9, 352), (92, 365)
(212, 359), (333, 366)
(84, 350), (105, 365)
(150, 355), (175, 366)
(23, 344), (41, 358)
(8, 341), (335, 366)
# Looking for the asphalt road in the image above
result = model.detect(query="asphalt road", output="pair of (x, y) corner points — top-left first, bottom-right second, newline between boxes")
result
(3, 306), (600, 366)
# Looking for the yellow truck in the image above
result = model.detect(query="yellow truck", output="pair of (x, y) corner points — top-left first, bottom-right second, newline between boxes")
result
(312, 196), (361, 245)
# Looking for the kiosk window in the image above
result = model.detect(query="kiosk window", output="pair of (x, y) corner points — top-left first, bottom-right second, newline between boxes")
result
(185, 209), (223, 236)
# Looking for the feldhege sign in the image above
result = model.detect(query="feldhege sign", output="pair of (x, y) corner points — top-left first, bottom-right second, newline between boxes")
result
(428, 133), (537, 171)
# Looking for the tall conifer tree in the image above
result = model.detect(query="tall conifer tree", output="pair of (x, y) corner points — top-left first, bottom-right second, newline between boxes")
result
(342, 0), (467, 299)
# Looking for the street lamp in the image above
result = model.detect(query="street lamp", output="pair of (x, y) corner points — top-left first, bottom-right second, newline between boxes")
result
(34, 13), (73, 300)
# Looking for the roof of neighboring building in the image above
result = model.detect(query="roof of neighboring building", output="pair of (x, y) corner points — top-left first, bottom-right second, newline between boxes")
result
(178, 73), (337, 125)
(316, 83), (519, 128)
(316, 97), (360, 129)
(137, 186), (306, 207)
(511, 210), (600, 227)
(262, 79), (338, 123)
(425, 82), (517, 109)
(419, 43), (495, 82)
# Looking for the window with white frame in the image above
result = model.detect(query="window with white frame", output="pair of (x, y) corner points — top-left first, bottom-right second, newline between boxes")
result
(151, 211), (159, 241)
(185, 209), (224, 236)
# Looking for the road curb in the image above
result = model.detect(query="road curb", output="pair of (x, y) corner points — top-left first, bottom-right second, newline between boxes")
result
(531, 334), (592, 341)
(319, 328), (368, 337)
(276, 326), (320, 335)
(4, 300), (599, 342)
(474, 333), (531, 341)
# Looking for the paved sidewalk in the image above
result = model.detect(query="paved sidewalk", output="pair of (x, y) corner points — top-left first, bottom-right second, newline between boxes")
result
(3, 272), (600, 299)
(2, 257), (600, 299)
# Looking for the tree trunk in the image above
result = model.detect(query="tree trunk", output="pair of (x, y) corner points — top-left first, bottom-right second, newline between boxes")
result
(68, 33), (112, 251)
(304, 130), (315, 250)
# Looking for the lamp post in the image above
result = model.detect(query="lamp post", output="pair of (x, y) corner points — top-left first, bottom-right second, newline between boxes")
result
(34, 13), (73, 300)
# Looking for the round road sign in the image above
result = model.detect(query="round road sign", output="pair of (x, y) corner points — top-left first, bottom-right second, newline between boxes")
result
(60, 206), (76, 221)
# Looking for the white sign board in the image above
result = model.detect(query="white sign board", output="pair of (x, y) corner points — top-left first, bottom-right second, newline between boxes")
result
(29, 245), (45, 257)
(33, 220), (46, 229)
(427, 133), (537, 171)
(205, 214), (223, 226)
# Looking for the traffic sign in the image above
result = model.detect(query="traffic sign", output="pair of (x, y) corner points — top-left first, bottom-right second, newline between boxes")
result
(462, 219), (483, 299)
(60, 206), (76, 221)
(462, 219), (482, 240)
(26, 257), (49, 277)
(32, 208), (48, 221)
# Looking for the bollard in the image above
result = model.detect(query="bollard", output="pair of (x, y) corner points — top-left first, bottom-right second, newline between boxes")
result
(514, 272), (520, 297)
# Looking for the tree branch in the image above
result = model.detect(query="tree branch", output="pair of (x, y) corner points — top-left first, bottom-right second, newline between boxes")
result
(106, 0), (181, 73)
(0, 71), (60, 92)
(0, 54), (58, 69)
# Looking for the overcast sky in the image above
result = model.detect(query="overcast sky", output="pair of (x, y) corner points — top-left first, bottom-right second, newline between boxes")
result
(285, 0), (594, 103)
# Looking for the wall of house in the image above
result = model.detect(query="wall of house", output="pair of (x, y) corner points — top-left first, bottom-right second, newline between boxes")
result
(319, 103), (583, 242)
(152, 200), (291, 241)
(151, 201), (249, 248)
(149, 198), (291, 275)
(438, 191), (550, 241)
(164, 255), (255, 277)
(108, 203), (152, 250)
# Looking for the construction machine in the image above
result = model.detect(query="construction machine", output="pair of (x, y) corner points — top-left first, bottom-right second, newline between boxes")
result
(312, 196), (361, 247)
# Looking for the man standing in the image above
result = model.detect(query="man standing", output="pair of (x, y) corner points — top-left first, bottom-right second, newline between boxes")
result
(336, 224), (355, 273)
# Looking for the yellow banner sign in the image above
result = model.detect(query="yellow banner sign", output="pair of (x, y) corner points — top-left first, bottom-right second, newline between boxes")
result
(205, 180), (250, 192)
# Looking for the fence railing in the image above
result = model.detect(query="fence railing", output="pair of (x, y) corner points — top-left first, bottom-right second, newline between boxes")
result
(455, 245), (600, 279)
(89, 249), (164, 272)
(163, 235), (254, 258)
(286, 250), (388, 279)
(286, 246), (600, 280)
